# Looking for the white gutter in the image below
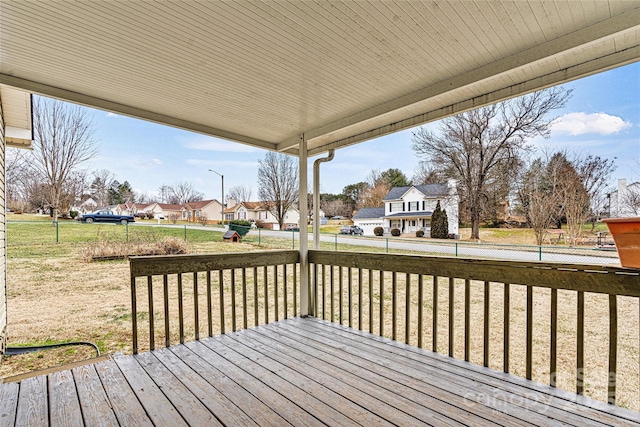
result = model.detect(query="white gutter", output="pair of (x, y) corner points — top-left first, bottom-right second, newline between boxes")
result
(313, 149), (335, 249)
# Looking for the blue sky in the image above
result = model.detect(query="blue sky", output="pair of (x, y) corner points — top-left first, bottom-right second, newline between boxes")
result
(84, 62), (639, 202)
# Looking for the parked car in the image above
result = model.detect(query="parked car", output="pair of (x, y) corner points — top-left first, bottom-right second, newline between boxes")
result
(77, 210), (135, 224)
(284, 225), (299, 231)
(331, 216), (345, 220)
(339, 225), (363, 235)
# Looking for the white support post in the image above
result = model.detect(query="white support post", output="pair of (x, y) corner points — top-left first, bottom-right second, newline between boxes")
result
(298, 134), (309, 316)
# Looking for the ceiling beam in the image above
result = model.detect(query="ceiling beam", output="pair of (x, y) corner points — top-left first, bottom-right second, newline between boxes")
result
(0, 74), (278, 152)
(305, 45), (640, 157)
(277, 6), (640, 153)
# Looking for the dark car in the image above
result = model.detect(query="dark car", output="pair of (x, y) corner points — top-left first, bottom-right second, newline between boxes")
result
(284, 225), (300, 231)
(78, 210), (135, 225)
(339, 225), (363, 235)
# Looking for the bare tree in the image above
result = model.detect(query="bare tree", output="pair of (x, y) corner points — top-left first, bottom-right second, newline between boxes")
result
(90, 169), (116, 207)
(227, 185), (252, 203)
(257, 152), (299, 230)
(30, 97), (98, 221)
(412, 87), (570, 239)
(618, 184), (640, 216)
(168, 181), (204, 204)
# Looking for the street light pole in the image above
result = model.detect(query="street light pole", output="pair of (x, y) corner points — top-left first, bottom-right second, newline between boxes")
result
(208, 169), (224, 225)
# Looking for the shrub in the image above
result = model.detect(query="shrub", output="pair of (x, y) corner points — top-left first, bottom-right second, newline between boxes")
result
(168, 213), (179, 224)
(146, 212), (155, 219)
(373, 226), (384, 236)
(255, 219), (267, 229)
(390, 228), (401, 236)
(69, 210), (79, 219)
(228, 219), (252, 236)
(416, 229), (424, 238)
(197, 213), (208, 226)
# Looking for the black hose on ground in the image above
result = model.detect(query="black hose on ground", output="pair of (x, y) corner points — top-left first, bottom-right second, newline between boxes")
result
(5, 341), (101, 357)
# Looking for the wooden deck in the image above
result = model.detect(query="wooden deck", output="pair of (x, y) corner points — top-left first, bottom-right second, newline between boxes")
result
(2, 317), (639, 426)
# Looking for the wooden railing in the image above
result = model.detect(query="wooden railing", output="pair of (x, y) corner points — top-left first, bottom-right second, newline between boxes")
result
(129, 250), (299, 354)
(308, 250), (640, 408)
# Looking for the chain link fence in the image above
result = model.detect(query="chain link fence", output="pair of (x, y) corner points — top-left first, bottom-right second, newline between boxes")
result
(7, 220), (620, 266)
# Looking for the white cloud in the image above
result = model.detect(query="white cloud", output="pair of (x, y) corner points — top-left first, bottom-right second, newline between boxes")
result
(106, 112), (119, 117)
(185, 158), (258, 168)
(134, 158), (163, 167)
(552, 112), (632, 136)
(183, 138), (257, 153)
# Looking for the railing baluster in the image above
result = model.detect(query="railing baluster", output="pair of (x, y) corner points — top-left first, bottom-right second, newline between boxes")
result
(231, 269), (236, 332)
(405, 273), (411, 345)
(242, 268), (248, 330)
(274, 265), (279, 322)
(347, 267), (352, 327)
(206, 271), (212, 337)
(379, 270), (384, 337)
(449, 277), (454, 357)
(609, 294), (618, 405)
(178, 273), (184, 344)
(418, 275), (423, 349)
(550, 288), (557, 386)
(577, 290), (584, 395)
(164, 275), (170, 347)
(219, 270), (225, 335)
(131, 274), (138, 354)
(284, 264), (288, 320)
(148, 276), (155, 351)
(392, 271), (397, 341)
(433, 276), (438, 353)
(193, 272), (199, 341)
(369, 269), (373, 333)
(464, 279), (470, 362)
(264, 266), (268, 324)
(526, 285), (533, 380)
(358, 268), (363, 331)
(330, 266), (335, 322)
(322, 264), (324, 319)
(484, 281), (490, 367)
(293, 264), (298, 317)
(253, 267), (258, 327)
(504, 283), (510, 373)
(339, 266), (343, 324)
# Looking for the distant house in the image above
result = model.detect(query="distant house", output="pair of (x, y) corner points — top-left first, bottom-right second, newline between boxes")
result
(609, 179), (640, 218)
(226, 201), (300, 230)
(144, 203), (183, 219)
(181, 199), (223, 222)
(352, 182), (459, 237)
(73, 197), (98, 214)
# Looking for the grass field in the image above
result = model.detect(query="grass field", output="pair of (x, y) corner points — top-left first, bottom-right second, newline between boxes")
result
(1, 218), (636, 411)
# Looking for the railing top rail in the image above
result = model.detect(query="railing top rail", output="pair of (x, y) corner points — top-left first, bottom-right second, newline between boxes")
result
(309, 250), (640, 297)
(130, 250), (299, 277)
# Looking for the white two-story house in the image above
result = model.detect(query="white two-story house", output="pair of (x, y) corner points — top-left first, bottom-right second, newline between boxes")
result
(353, 181), (459, 237)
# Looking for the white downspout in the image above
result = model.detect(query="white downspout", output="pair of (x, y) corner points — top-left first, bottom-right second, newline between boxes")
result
(298, 135), (309, 316)
(313, 149), (335, 249)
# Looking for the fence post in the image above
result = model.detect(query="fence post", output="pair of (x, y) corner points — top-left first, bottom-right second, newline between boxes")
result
(184, 225), (187, 241)
(334, 234), (337, 251)
(539, 246), (542, 261)
(55, 221), (59, 244)
(292, 231), (295, 249)
(126, 222), (129, 242)
(386, 238), (389, 253)
(258, 228), (261, 246)
(455, 242), (458, 257)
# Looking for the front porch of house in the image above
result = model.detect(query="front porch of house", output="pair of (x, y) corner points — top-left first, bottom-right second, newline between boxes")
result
(2, 316), (639, 426)
(3, 249), (640, 425)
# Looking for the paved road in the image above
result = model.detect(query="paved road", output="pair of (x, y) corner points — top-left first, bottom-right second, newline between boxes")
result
(132, 222), (620, 266)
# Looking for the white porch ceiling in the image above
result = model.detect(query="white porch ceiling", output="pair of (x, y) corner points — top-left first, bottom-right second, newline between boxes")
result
(0, 1), (638, 156)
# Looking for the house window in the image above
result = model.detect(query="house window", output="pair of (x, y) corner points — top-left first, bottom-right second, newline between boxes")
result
(390, 202), (402, 212)
(409, 201), (419, 211)
(259, 211), (268, 219)
(390, 220), (402, 229)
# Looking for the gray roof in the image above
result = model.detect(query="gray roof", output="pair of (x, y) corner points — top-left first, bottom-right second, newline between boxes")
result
(352, 207), (385, 220)
(384, 211), (433, 219)
(383, 184), (449, 201)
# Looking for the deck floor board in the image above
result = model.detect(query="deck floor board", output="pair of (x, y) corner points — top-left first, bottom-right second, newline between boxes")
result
(1, 317), (639, 426)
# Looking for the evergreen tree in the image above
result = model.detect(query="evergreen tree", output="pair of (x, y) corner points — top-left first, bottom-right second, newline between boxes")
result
(440, 208), (449, 238)
(431, 200), (449, 239)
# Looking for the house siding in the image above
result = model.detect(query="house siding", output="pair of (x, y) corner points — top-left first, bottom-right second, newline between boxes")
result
(0, 99), (7, 356)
